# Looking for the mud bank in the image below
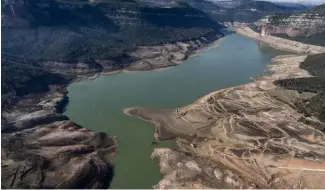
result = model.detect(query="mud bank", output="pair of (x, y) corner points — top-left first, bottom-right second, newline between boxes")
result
(236, 27), (325, 55)
(124, 53), (325, 188)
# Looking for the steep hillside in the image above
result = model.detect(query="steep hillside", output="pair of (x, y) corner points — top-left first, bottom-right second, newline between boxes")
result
(2, 0), (221, 63)
(219, 0), (307, 22)
(308, 3), (325, 15)
(1, 1), (223, 188)
(274, 53), (325, 122)
(206, 0), (251, 8)
(272, 2), (311, 11)
(258, 3), (325, 42)
(236, 1), (298, 12)
(204, 0), (307, 22)
(138, 0), (306, 23)
(2, 0), (223, 105)
(1, 110), (117, 189)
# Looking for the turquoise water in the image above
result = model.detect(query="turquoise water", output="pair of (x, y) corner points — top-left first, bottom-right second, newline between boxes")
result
(65, 32), (286, 188)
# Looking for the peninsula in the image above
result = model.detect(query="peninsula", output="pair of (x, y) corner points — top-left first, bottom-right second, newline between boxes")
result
(124, 29), (325, 188)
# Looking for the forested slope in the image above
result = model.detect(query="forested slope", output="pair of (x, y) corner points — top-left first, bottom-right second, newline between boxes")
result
(1, 0), (222, 105)
(2, 0), (221, 63)
(274, 53), (325, 122)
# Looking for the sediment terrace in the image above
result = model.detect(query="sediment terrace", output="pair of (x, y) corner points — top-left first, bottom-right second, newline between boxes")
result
(236, 27), (325, 55)
(125, 33), (222, 71)
(124, 54), (325, 188)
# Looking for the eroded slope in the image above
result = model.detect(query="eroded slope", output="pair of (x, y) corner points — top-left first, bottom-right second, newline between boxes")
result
(125, 54), (325, 188)
(2, 109), (117, 188)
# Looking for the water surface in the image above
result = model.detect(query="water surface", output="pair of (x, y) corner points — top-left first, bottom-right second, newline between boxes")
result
(65, 32), (286, 188)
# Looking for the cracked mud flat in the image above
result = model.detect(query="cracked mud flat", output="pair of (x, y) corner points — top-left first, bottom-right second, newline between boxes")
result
(124, 55), (325, 188)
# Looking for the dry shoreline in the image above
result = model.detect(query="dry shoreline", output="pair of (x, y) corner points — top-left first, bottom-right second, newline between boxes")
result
(72, 35), (223, 82)
(124, 54), (325, 189)
(74, 33), (224, 82)
(123, 54), (313, 141)
(236, 27), (325, 55)
(123, 30), (325, 188)
(97, 35), (224, 76)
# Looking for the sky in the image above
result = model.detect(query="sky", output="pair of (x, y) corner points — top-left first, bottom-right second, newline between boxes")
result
(266, 0), (325, 5)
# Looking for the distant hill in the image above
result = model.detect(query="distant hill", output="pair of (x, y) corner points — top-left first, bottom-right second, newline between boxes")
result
(206, 0), (252, 8)
(235, 1), (302, 12)
(138, 0), (308, 22)
(209, 0), (306, 22)
(274, 2), (312, 11)
(307, 3), (325, 15)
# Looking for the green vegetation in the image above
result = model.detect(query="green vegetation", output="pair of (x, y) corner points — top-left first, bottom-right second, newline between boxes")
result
(264, 4), (325, 45)
(138, 0), (306, 23)
(274, 53), (325, 122)
(2, 0), (221, 64)
(267, 12), (293, 25)
(266, 3), (325, 24)
(1, 0), (222, 108)
(1, 53), (70, 108)
(307, 4), (325, 15)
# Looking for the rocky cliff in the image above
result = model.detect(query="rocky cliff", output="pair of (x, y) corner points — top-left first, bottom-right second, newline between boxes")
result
(1, 48), (117, 189)
(1, 88), (117, 188)
(257, 4), (325, 39)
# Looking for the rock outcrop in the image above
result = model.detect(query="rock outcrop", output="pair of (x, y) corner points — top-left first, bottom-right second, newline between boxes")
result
(1, 90), (117, 188)
(1, 52), (117, 188)
(257, 4), (325, 37)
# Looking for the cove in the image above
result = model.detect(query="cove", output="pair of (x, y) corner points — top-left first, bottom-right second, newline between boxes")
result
(65, 32), (287, 188)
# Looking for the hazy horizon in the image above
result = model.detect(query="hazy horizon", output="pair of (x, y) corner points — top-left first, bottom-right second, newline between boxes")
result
(266, 0), (325, 5)
(208, 0), (324, 5)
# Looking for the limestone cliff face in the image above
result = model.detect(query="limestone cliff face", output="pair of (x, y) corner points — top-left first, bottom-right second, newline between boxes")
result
(259, 14), (325, 37)
(257, 4), (325, 37)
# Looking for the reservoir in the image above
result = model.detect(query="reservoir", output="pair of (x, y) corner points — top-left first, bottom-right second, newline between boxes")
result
(65, 32), (286, 188)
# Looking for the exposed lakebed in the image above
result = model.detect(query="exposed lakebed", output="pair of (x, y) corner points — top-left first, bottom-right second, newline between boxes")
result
(65, 32), (288, 188)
